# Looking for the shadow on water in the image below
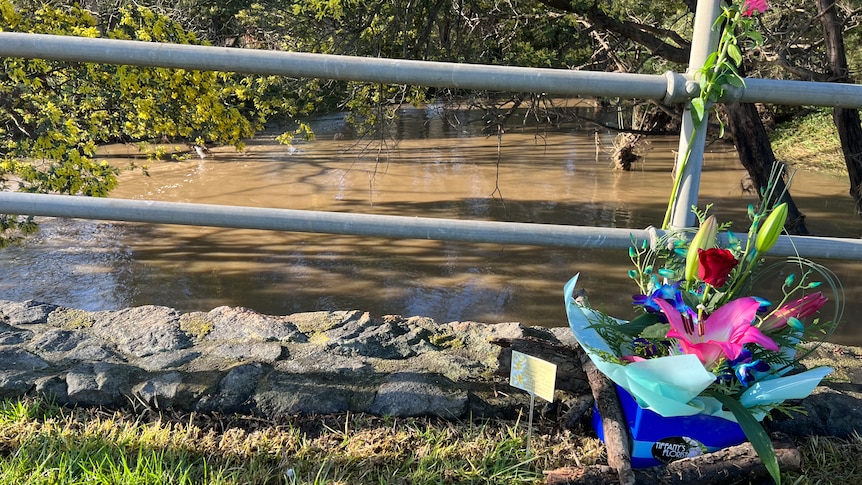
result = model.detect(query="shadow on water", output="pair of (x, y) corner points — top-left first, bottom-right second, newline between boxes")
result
(1, 107), (860, 345)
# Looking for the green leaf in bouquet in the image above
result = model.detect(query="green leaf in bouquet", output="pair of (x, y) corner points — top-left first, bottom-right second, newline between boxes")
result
(680, 290), (703, 311)
(620, 312), (661, 335)
(640, 323), (671, 339)
(586, 312), (660, 352)
(704, 289), (727, 310)
(708, 391), (781, 485)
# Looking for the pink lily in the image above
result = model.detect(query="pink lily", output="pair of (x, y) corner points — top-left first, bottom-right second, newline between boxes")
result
(759, 292), (828, 333)
(656, 297), (779, 368)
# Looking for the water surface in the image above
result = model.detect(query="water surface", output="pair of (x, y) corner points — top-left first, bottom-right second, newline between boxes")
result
(1, 109), (859, 344)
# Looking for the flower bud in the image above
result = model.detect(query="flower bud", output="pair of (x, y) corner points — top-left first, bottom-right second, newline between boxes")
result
(685, 215), (717, 282)
(658, 268), (676, 279)
(742, 0), (769, 16)
(759, 292), (827, 333)
(755, 203), (787, 254)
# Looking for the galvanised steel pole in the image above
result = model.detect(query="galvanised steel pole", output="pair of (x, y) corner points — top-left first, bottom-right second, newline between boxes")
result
(1, 32), (862, 107)
(669, 0), (723, 229)
(0, 32), (667, 100)
(0, 192), (860, 260)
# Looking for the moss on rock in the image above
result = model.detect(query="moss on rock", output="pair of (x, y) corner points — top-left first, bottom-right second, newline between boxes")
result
(47, 308), (96, 329)
(179, 314), (214, 341)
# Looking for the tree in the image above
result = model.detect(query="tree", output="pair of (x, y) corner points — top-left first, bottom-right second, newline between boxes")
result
(0, 1), (266, 244)
(536, 0), (858, 233)
(816, 0), (862, 216)
(230, 0), (598, 137)
(748, 0), (862, 223)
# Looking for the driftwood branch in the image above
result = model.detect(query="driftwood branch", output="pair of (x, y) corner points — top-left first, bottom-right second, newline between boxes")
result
(545, 433), (801, 484)
(578, 347), (636, 485)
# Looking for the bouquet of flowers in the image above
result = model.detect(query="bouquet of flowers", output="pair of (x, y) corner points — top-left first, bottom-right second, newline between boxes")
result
(565, 194), (842, 482)
(565, 0), (841, 480)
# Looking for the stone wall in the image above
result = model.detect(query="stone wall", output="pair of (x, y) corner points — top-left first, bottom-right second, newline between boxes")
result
(1, 299), (860, 437)
(0, 299), (582, 419)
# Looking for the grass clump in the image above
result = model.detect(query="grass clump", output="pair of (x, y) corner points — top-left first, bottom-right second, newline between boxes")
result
(0, 396), (602, 484)
(784, 432), (862, 484)
(770, 108), (846, 176)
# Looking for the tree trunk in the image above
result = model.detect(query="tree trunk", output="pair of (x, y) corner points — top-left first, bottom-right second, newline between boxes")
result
(723, 102), (811, 235)
(611, 103), (677, 170)
(817, 0), (862, 216)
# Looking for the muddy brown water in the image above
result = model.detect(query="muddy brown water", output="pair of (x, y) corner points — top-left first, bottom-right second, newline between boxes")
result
(1, 109), (860, 345)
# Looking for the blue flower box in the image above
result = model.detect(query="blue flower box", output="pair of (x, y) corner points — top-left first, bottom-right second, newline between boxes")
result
(592, 385), (747, 468)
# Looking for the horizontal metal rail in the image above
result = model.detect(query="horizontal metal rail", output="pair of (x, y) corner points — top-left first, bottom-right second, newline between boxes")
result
(0, 192), (859, 260)
(2, 32), (862, 108)
(0, 32), (667, 101)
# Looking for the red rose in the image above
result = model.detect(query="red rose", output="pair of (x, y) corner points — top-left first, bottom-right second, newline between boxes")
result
(697, 248), (738, 287)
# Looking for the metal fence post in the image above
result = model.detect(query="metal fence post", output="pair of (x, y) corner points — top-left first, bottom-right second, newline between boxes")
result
(669, 0), (723, 229)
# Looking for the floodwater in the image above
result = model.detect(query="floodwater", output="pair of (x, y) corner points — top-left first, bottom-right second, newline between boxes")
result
(1, 108), (860, 345)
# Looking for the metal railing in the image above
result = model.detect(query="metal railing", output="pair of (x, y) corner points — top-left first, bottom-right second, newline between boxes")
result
(2, 193), (860, 260)
(2, 32), (861, 108)
(0, 33), (668, 101)
(1, 1), (861, 260)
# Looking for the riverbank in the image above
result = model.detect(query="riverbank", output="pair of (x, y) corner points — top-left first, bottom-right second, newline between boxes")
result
(2, 298), (860, 434)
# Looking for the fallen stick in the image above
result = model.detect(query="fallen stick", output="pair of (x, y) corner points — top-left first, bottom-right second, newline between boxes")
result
(545, 433), (801, 485)
(577, 347), (636, 485)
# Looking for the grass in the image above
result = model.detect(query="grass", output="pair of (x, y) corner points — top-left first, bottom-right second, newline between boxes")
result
(770, 108), (848, 176)
(1, 396), (860, 484)
(0, 396), (603, 484)
(785, 433), (862, 484)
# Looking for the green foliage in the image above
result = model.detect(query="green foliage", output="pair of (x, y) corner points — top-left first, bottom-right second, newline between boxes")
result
(0, 213), (37, 247)
(233, 0), (598, 132)
(787, 433), (862, 484)
(0, 396), (60, 423)
(0, 1), (276, 243)
(662, 3), (766, 229)
(1, 395), (858, 484)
